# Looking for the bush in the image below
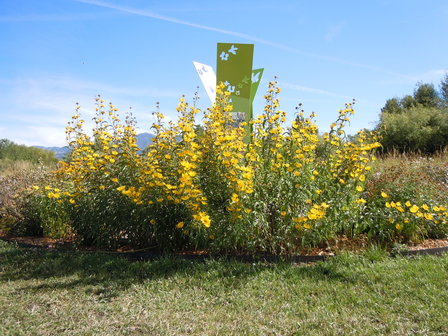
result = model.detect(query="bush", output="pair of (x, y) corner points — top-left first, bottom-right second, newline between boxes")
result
(377, 79), (448, 154)
(28, 85), (385, 254)
(362, 153), (448, 243)
(379, 106), (448, 153)
(0, 166), (52, 236)
(19, 83), (448, 254)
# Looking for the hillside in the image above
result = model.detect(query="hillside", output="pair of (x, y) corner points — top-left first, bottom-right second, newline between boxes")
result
(36, 133), (155, 159)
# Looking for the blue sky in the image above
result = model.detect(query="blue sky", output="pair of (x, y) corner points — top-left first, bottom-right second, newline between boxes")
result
(1, 0), (447, 146)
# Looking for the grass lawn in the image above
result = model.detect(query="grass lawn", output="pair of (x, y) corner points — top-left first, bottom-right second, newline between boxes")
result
(0, 240), (447, 335)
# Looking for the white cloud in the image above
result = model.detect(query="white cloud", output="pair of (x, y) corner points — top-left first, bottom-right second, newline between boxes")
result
(0, 125), (65, 147)
(0, 75), (179, 146)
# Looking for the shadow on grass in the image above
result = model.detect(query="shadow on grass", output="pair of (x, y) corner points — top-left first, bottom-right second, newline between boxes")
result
(0, 240), (359, 296)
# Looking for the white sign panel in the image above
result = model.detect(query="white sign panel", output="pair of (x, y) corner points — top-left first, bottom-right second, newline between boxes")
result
(193, 61), (216, 103)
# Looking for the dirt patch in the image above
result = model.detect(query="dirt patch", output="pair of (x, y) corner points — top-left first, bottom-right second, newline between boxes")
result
(1, 232), (447, 256)
(406, 238), (448, 250)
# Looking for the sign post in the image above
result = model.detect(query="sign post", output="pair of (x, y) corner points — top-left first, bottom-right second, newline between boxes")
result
(193, 43), (263, 142)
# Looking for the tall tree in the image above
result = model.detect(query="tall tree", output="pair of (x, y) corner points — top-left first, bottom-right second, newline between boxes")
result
(381, 98), (402, 114)
(413, 83), (440, 108)
(440, 73), (448, 106)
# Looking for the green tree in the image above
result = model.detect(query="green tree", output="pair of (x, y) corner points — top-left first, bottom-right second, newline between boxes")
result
(0, 139), (57, 164)
(377, 78), (448, 153)
(381, 98), (402, 114)
(401, 95), (416, 109)
(413, 83), (440, 108)
(440, 73), (448, 106)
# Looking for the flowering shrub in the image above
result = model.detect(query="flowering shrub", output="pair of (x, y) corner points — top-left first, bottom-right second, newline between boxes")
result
(27, 83), (448, 254)
(364, 155), (448, 242)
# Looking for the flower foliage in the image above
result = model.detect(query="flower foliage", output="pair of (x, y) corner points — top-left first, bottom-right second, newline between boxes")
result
(28, 83), (448, 254)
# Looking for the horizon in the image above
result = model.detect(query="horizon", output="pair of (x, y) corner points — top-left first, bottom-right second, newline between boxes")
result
(1, 0), (447, 147)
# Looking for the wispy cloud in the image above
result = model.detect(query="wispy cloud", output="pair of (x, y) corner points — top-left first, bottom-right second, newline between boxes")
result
(0, 12), (115, 22)
(280, 81), (352, 100)
(414, 69), (448, 83)
(325, 22), (346, 41)
(149, 3), (296, 14)
(75, 0), (413, 80)
(0, 75), (179, 146)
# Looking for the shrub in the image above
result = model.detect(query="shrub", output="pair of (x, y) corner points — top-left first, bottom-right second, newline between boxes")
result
(23, 82), (448, 254)
(29, 84), (384, 254)
(363, 153), (448, 243)
(0, 166), (53, 236)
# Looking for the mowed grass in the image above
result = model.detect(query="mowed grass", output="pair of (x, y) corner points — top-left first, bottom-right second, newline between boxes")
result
(0, 240), (447, 336)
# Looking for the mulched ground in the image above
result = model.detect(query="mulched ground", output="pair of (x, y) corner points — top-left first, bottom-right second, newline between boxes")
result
(1, 232), (447, 256)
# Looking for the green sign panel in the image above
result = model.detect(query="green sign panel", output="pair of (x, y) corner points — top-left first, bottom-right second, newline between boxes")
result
(194, 43), (263, 142)
(250, 68), (264, 102)
(216, 43), (254, 135)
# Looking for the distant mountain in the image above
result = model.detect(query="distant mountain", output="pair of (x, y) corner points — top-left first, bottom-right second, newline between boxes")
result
(136, 132), (155, 150)
(34, 146), (70, 160)
(35, 133), (155, 159)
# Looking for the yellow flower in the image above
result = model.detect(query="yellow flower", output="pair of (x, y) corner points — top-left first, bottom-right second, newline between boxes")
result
(111, 178), (119, 183)
(396, 206), (405, 213)
(280, 211), (287, 216)
(356, 186), (364, 192)
(381, 192), (388, 198)
(69, 199), (76, 204)
(32, 186), (40, 190)
(196, 212), (211, 228)
(150, 219), (156, 225)
(409, 205), (419, 213)
(176, 221), (184, 229)
(423, 213), (434, 221)
(395, 223), (402, 230)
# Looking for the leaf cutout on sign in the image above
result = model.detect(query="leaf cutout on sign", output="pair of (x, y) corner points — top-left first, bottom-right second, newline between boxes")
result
(252, 72), (261, 83)
(228, 45), (238, 55)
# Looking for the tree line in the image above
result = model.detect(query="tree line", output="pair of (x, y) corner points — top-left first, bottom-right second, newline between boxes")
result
(376, 73), (448, 153)
(0, 139), (57, 165)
